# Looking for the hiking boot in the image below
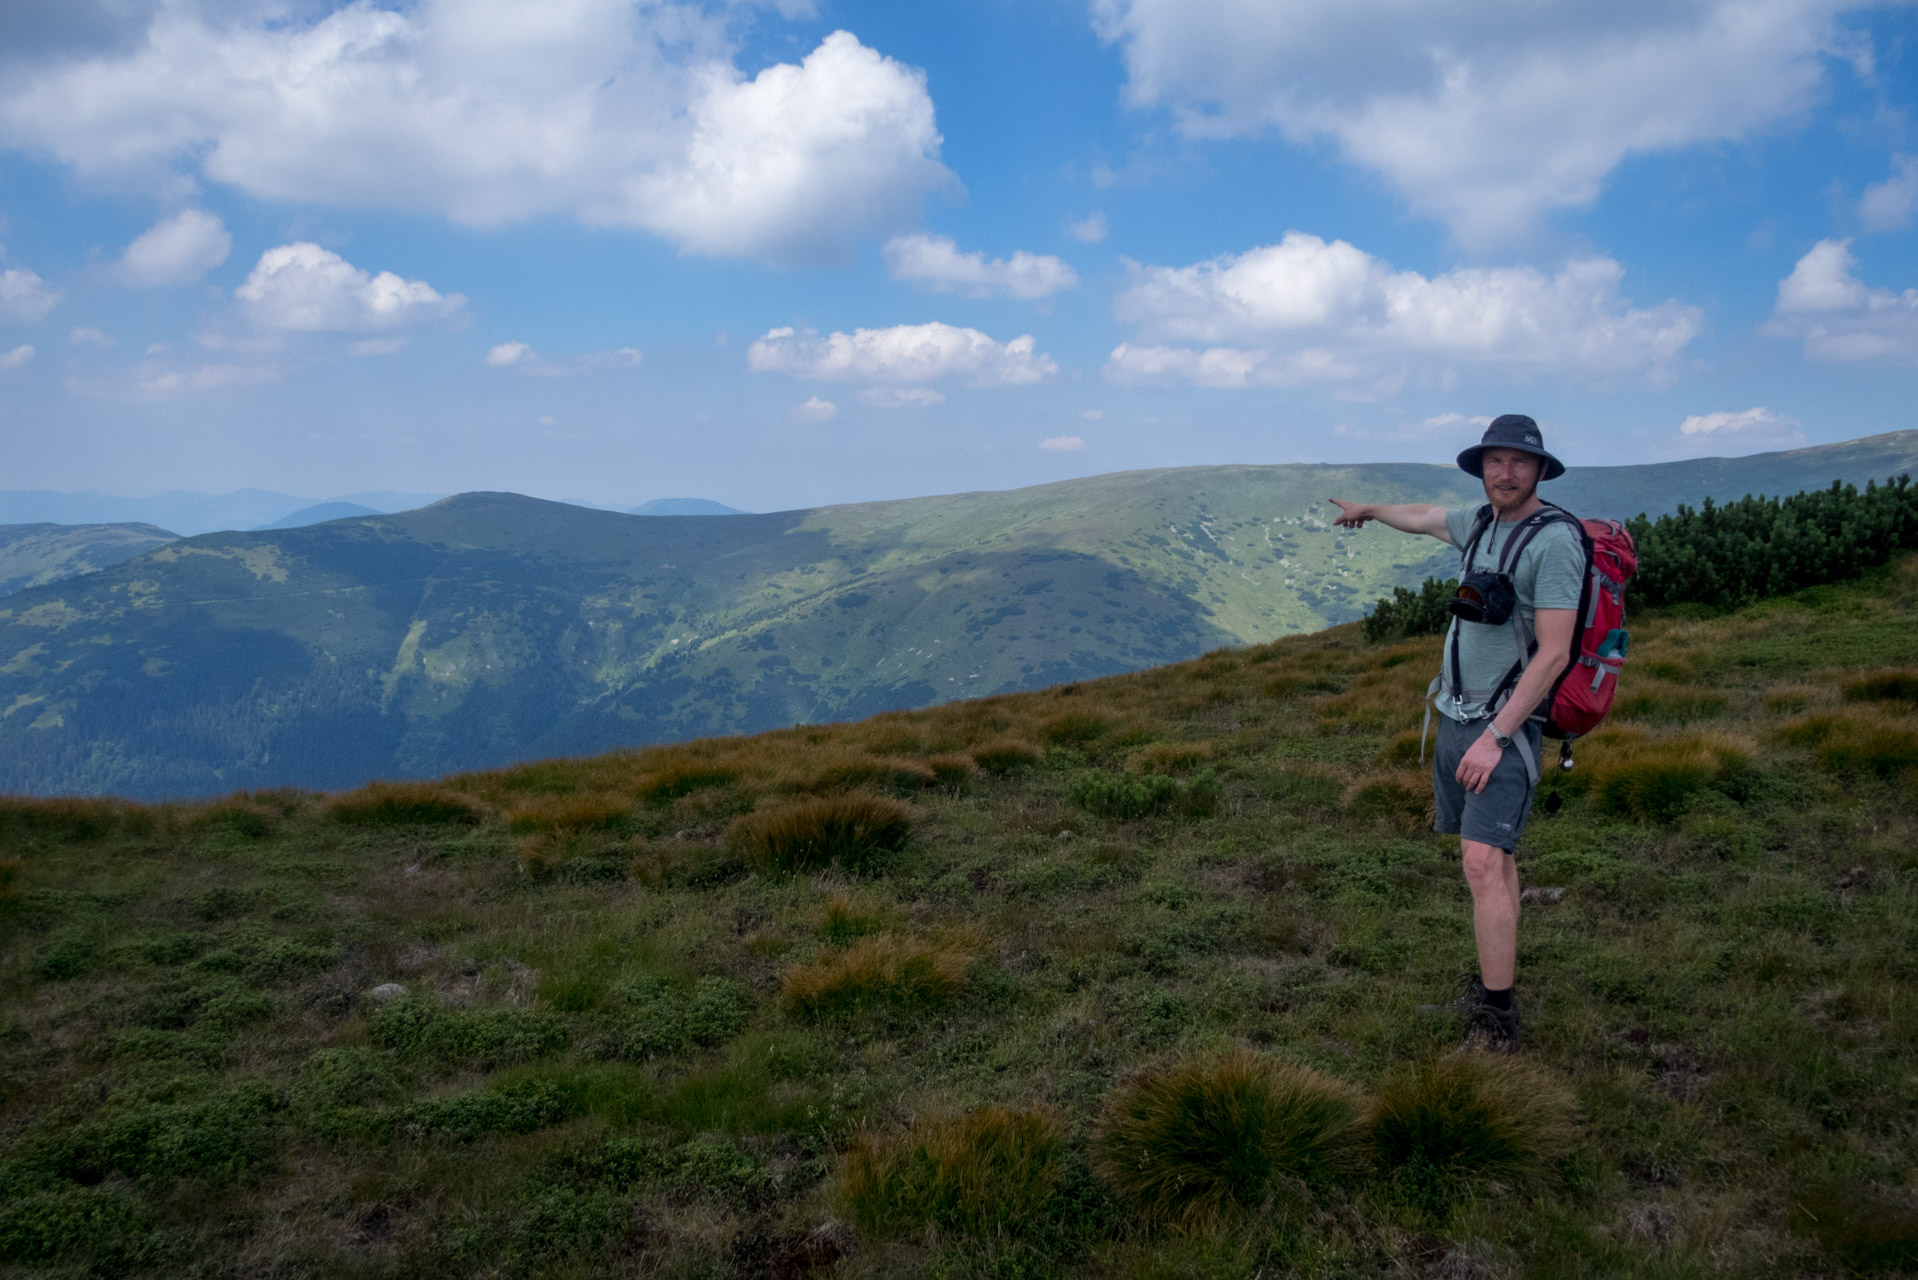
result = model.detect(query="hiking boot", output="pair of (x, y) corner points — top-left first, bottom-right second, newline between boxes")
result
(1417, 973), (1486, 1017)
(1461, 994), (1522, 1054)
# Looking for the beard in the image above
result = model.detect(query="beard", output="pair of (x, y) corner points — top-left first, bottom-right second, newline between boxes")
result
(1484, 473), (1539, 513)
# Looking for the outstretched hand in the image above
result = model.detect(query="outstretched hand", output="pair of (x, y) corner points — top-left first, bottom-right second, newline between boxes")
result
(1328, 498), (1370, 528)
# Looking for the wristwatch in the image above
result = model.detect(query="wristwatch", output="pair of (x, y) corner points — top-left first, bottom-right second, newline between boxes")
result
(1486, 724), (1513, 751)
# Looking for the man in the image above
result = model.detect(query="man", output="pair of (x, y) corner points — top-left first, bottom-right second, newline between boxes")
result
(1328, 415), (1583, 1053)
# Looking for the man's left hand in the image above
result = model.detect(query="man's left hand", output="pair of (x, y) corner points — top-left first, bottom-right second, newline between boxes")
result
(1456, 730), (1504, 794)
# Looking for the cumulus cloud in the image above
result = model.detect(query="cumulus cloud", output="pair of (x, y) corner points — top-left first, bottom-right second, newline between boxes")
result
(235, 243), (463, 332)
(0, 5), (951, 265)
(0, 344), (34, 370)
(0, 265), (60, 324)
(1676, 407), (1806, 453)
(69, 326), (113, 348)
(120, 208), (230, 285)
(1069, 212), (1108, 244)
(1106, 231), (1699, 388)
(883, 234), (1078, 300)
(137, 361), (275, 395)
(859, 387), (945, 408)
(748, 322), (1058, 387)
(1039, 435), (1086, 451)
(487, 341), (533, 368)
(1769, 238), (1918, 363)
(1092, 0), (1880, 244)
(790, 395), (838, 422)
(1860, 155), (1918, 233)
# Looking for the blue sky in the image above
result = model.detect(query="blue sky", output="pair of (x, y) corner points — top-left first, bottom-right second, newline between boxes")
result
(0, 0), (1914, 513)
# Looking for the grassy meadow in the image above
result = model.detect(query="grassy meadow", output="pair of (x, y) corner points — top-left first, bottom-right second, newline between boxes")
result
(3, 556), (1918, 1278)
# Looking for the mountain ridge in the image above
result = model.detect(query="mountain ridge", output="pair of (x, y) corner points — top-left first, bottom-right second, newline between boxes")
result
(4, 430), (1915, 797)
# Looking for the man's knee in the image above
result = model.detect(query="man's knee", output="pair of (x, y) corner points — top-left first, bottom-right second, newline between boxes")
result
(1460, 839), (1510, 889)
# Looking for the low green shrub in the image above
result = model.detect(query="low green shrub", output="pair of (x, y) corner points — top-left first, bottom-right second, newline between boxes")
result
(841, 1105), (1064, 1235)
(397, 1078), (577, 1142)
(1094, 1049), (1366, 1229)
(370, 1000), (568, 1068)
(0, 1184), (161, 1270)
(1368, 1053), (1577, 1208)
(603, 975), (753, 1061)
(33, 927), (99, 981)
(1071, 767), (1219, 820)
(727, 792), (914, 874)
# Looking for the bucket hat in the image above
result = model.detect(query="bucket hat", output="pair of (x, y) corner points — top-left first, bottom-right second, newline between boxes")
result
(1456, 414), (1565, 481)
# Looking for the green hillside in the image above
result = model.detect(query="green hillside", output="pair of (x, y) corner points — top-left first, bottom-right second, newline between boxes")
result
(3, 431), (1915, 797)
(0, 523), (178, 600)
(2, 556), (1914, 1277)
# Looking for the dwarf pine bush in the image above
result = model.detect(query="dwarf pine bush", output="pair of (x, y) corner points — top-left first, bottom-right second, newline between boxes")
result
(1362, 577), (1456, 643)
(1094, 1049), (1367, 1228)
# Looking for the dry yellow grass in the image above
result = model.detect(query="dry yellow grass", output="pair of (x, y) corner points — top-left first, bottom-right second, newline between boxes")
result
(727, 791), (916, 874)
(505, 790), (632, 833)
(840, 1105), (1064, 1235)
(325, 780), (488, 826)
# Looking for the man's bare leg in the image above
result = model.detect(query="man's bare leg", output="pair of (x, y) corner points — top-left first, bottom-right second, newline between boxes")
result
(1461, 838), (1520, 989)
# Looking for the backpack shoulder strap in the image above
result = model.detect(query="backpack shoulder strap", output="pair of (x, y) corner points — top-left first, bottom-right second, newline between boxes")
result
(1459, 503), (1495, 572)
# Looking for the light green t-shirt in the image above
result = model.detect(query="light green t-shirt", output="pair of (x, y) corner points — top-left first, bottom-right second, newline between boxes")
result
(1435, 504), (1586, 723)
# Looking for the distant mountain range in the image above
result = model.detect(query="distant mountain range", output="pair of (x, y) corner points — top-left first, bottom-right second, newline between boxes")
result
(0, 489), (749, 536)
(3, 430), (1913, 797)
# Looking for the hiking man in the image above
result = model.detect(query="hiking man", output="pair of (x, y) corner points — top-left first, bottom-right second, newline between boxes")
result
(1328, 414), (1583, 1052)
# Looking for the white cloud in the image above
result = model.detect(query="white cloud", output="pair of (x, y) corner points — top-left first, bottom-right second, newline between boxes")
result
(1080, 408), (1105, 421)
(235, 243), (463, 333)
(0, 7), (951, 265)
(1069, 212), (1108, 244)
(860, 387), (946, 408)
(1677, 407), (1806, 453)
(485, 340), (640, 375)
(883, 234), (1078, 300)
(790, 395), (838, 422)
(748, 322), (1058, 387)
(1769, 238), (1918, 363)
(348, 336), (408, 357)
(69, 326), (114, 348)
(1039, 435), (1086, 452)
(1107, 231), (1699, 387)
(0, 344), (34, 370)
(1860, 155), (1918, 233)
(120, 208), (230, 285)
(1092, 0), (1880, 245)
(0, 266), (60, 324)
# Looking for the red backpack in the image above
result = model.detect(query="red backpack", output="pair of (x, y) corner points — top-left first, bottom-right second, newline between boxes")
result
(1430, 502), (1637, 778)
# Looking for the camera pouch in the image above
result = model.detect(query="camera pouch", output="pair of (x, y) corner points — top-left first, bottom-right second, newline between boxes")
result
(1449, 570), (1517, 626)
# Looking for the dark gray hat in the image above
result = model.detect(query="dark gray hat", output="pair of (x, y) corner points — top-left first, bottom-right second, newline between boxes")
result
(1457, 414), (1565, 481)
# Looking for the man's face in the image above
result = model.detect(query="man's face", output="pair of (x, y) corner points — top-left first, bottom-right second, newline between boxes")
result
(1480, 448), (1542, 512)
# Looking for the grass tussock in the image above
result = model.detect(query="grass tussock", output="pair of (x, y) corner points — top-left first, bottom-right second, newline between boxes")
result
(727, 792), (914, 874)
(1610, 680), (1731, 724)
(505, 790), (632, 833)
(968, 738), (1042, 774)
(1039, 709), (1114, 746)
(793, 753), (937, 795)
(1344, 770), (1435, 834)
(1778, 710), (1918, 778)
(1368, 1053), (1578, 1203)
(924, 753), (980, 788)
(840, 1105), (1064, 1235)
(781, 932), (974, 1017)
(0, 795), (129, 841)
(1844, 667), (1918, 705)
(634, 761), (741, 804)
(326, 780), (487, 826)
(1095, 1049), (1367, 1229)
(0, 855), (20, 902)
(1577, 730), (1754, 824)
(1128, 740), (1214, 775)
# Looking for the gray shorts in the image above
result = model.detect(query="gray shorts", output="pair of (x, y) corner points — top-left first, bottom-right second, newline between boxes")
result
(1432, 714), (1541, 852)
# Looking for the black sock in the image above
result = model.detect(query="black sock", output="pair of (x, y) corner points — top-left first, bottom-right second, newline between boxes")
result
(1481, 984), (1514, 1011)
